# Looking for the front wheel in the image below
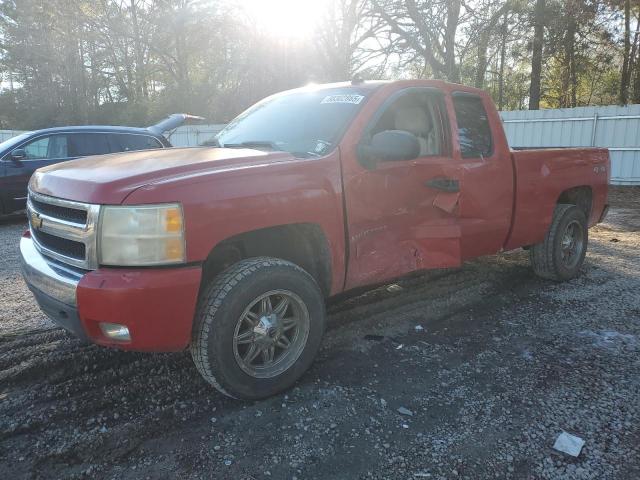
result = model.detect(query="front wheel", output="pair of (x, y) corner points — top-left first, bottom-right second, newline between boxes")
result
(530, 204), (588, 281)
(191, 257), (326, 399)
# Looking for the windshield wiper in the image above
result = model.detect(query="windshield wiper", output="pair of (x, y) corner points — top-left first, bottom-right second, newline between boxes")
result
(222, 141), (280, 151)
(291, 151), (321, 158)
(218, 141), (321, 158)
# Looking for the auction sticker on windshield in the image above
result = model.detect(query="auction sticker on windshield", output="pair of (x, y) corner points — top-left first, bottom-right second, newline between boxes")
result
(321, 94), (364, 104)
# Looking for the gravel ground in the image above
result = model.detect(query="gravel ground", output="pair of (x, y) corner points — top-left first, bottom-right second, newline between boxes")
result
(1, 187), (639, 480)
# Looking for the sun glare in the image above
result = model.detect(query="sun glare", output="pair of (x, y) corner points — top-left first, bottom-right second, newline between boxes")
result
(241, 0), (330, 40)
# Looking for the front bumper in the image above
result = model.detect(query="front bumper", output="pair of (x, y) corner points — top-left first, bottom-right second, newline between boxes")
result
(20, 233), (202, 351)
(20, 233), (87, 340)
(20, 232), (80, 307)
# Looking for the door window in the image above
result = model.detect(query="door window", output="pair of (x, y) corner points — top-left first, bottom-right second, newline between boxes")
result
(21, 135), (69, 160)
(452, 95), (493, 158)
(368, 89), (446, 157)
(109, 134), (163, 152)
(68, 133), (111, 157)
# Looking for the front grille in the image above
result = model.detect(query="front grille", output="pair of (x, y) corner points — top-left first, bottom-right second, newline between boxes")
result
(27, 191), (100, 270)
(32, 229), (86, 260)
(30, 197), (87, 224)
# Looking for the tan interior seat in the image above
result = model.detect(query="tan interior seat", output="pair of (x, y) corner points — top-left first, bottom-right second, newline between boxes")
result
(394, 106), (439, 156)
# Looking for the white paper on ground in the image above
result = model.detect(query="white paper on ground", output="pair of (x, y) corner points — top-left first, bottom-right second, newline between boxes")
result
(553, 432), (585, 457)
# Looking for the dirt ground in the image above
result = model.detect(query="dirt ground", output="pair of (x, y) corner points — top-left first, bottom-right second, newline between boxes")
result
(1, 187), (639, 480)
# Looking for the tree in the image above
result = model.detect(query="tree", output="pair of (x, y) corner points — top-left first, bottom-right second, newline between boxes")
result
(0, 0), (639, 131)
(465, 0), (524, 89)
(371, 0), (462, 82)
(529, 0), (546, 109)
(314, 0), (385, 81)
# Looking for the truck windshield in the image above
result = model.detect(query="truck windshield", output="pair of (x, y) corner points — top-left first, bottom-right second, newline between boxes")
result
(214, 87), (370, 158)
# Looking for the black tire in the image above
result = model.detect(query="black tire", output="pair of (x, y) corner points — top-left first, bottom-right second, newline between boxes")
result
(191, 257), (326, 400)
(530, 204), (588, 281)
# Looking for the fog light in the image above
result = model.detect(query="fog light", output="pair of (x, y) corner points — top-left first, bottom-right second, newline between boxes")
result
(99, 323), (131, 341)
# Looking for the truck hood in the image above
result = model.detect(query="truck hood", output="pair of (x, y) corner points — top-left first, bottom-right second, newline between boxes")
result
(30, 147), (295, 204)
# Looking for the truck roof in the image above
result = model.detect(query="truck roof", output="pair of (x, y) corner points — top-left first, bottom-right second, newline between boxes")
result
(277, 79), (488, 98)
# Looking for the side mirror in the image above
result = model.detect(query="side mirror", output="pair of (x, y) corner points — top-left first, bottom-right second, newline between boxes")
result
(357, 130), (420, 170)
(10, 148), (26, 161)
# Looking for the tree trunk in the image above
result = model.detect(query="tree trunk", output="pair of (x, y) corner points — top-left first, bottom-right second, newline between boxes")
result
(563, 0), (578, 107)
(444, 0), (461, 83)
(498, 10), (508, 110)
(529, 0), (545, 110)
(130, 0), (148, 100)
(475, 2), (511, 90)
(475, 31), (489, 89)
(633, 43), (640, 103)
(633, 64), (640, 103)
(620, 0), (631, 104)
(562, 2), (577, 108)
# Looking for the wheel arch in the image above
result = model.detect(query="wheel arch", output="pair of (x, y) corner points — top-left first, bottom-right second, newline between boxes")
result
(557, 185), (592, 220)
(200, 223), (333, 298)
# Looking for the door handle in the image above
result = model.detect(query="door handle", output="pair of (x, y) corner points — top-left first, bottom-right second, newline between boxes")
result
(424, 177), (459, 193)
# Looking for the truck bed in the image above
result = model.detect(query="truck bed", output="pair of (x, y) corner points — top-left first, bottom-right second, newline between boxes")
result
(504, 147), (610, 250)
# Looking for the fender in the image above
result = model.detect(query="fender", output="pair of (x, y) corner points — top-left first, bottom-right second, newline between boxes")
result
(124, 150), (347, 295)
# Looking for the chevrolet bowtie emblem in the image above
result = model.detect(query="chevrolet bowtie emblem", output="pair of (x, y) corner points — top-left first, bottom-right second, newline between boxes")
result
(30, 211), (43, 229)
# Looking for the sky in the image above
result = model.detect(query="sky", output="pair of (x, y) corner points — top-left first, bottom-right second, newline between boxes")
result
(238, 0), (332, 40)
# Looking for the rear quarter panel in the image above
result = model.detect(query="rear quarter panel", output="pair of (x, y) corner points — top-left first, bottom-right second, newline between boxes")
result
(123, 151), (347, 295)
(504, 148), (609, 250)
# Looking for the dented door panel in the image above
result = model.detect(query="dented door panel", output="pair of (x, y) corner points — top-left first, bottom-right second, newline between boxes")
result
(340, 82), (515, 290)
(344, 157), (465, 289)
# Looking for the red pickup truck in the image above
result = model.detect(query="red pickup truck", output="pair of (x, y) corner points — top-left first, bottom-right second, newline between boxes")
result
(20, 80), (609, 399)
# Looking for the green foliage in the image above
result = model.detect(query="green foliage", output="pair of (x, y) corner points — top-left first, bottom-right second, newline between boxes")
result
(0, 0), (331, 128)
(0, 0), (634, 129)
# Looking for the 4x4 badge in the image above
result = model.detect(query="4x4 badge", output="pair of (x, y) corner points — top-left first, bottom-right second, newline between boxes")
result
(30, 211), (43, 229)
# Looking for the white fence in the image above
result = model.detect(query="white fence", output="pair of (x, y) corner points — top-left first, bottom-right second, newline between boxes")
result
(4, 105), (640, 185)
(501, 105), (640, 185)
(164, 124), (226, 146)
(0, 130), (27, 142)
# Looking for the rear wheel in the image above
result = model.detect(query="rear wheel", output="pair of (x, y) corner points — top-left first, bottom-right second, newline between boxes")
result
(530, 204), (588, 281)
(191, 257), (325, 399)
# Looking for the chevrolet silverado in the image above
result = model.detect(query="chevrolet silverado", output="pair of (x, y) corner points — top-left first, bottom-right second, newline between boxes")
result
(20, 80), (609, 399)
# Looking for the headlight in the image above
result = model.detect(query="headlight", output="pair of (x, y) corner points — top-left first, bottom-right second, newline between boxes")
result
(99, 204), (185, 266)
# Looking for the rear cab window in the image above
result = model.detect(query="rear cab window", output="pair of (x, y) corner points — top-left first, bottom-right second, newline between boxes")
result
(452, 94), (493, 158)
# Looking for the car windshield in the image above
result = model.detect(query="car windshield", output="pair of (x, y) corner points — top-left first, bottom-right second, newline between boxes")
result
(0, 132), (32, 153)
(214, 87), (371, 158)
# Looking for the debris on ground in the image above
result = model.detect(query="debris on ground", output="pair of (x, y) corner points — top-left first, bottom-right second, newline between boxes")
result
(386, 284), (403, 292)
(397, 407), (414, 416)
(553, 432), (586, 457)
